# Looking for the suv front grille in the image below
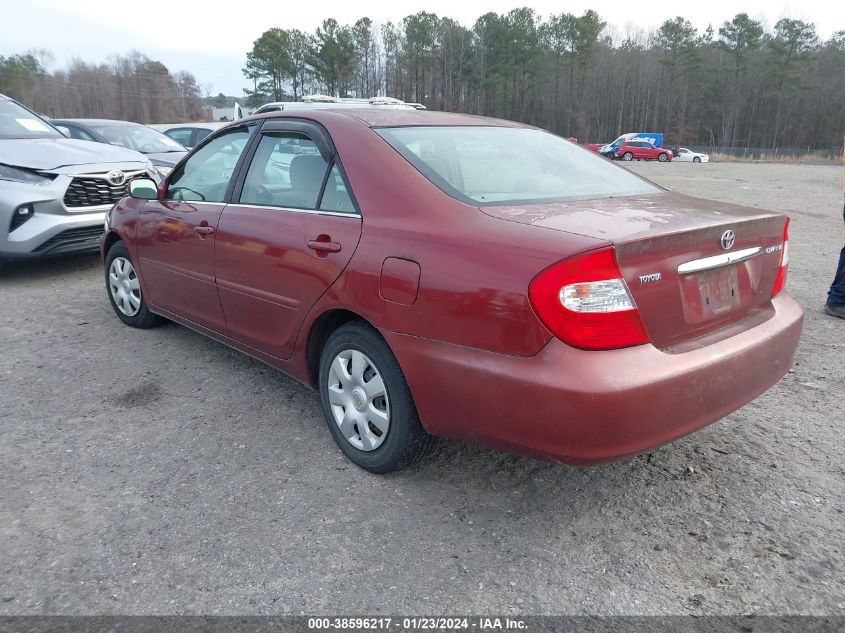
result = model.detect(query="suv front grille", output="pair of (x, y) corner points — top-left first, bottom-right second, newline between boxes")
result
(34, 225), (104, 255)
(63, 170), (146, 209)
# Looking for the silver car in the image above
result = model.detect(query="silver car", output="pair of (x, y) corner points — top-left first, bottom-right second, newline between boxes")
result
(1, 94), (153, 261)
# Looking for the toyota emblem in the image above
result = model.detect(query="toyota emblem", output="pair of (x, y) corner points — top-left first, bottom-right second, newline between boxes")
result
(720, 230), (735, 250)
(107, 170), (126, 186)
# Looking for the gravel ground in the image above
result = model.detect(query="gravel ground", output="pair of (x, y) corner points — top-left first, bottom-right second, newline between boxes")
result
(0, 161), (842, 616)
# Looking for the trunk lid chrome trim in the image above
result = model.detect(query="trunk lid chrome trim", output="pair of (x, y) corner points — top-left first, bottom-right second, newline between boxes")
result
(677, 247), (763, 274)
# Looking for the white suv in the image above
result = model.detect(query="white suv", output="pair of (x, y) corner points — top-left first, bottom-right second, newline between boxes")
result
(252, 95), (426, 116)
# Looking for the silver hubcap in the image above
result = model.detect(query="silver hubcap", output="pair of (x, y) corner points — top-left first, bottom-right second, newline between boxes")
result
(108, 257), (141, 317)
(327, 350), (390, 451)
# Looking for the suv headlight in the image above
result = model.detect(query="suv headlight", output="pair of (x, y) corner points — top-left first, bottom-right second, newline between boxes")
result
(0, 164), (53, 184)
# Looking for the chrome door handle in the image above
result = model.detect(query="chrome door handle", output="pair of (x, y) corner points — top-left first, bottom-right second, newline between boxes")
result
(194, 226), (215, 235)
(307, 240), (341, 253)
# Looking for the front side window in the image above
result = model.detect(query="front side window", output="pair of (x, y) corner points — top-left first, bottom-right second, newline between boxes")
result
(67, 126), (96, 141)
(167, 126), (254, 202)
(378, 126), (661, 205)
(240, 132), (328, 209)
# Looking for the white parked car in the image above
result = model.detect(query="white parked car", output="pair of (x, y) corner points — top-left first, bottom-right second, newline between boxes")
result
(673, 147), (709, 163)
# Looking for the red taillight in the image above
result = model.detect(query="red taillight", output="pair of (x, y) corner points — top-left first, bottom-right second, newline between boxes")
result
(528, 247), (650, 350)
(771, 217), (790, 297)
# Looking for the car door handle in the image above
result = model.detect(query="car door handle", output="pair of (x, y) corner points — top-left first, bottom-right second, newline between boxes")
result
(307, 239), (341, 253)
(194, 226), (215, 235)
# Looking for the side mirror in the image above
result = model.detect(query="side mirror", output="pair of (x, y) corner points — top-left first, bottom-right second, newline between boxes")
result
(129, 178), (159, 200)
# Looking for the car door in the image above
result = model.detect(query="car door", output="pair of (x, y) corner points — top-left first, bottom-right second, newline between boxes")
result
(214, 121), (362, 359)
(135, 124), (257, 331)
(632, 142), (649, 159)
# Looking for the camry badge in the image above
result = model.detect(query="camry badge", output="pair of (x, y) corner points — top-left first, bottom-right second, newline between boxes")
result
(720, 230), (736, 250)
(107, 170), (126, 186)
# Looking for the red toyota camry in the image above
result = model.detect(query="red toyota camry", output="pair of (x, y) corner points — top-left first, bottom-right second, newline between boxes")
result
(102, 109), (803, 473)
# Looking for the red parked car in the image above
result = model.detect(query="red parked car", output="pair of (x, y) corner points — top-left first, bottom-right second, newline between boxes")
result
(102, 109), (802, 473)
(615, 140), (673, 162)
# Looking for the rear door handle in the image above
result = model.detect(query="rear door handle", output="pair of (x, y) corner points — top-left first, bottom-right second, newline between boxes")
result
(194, 226), (215, 235)
(307, 239), (341, 253)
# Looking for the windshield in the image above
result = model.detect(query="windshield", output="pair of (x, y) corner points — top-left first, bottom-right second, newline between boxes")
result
(378, 126), (660, 205)
(93, 124), (185, 154)
(0, 99), (62, 139)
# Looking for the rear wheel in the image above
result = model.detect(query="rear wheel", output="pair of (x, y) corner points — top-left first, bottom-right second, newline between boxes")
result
(658, 152), (669, 162)
(105, 241), (163, 329)
(623, 152), (633, 161)
(318, 321), (433, 473)
(693, 156), (702, 163)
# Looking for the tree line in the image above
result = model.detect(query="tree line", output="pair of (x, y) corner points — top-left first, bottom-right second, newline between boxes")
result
(243, 10), (845, 149)
(0, 51), (205, 123)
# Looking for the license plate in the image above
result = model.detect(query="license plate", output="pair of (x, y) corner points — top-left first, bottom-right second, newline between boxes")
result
(698, 266), (739, 315)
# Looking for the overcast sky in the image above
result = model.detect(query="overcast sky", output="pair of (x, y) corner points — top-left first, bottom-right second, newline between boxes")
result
(3, 0), (843, 96)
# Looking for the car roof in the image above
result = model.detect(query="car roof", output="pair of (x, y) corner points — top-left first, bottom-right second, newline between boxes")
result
(243, 108), (528, 129)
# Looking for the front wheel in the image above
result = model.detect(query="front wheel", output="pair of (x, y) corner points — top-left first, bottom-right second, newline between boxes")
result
(658, 152), (669, 162)
(623, 152), (633, 161)
(318, 321), (433, 473)
(693, 156), (702, 163)
(105, 241), (163, 328)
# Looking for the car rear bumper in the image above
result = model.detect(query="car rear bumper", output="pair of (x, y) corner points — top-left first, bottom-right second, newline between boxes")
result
(384, 293), (803, 465)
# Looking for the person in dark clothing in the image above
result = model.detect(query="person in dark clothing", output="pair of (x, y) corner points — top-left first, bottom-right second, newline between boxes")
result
(825, 196), (845, 319)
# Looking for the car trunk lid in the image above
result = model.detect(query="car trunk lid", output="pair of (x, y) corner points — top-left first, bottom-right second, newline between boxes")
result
(480, 192), (788, 348)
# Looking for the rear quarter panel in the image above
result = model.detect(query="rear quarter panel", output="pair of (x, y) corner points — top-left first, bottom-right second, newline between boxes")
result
(292, 113), (607, 366)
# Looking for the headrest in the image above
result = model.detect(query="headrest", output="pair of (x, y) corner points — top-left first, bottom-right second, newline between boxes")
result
(290, 154), (327, 192)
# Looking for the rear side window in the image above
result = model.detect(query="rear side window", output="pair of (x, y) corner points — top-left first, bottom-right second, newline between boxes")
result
(320, 164), (355, 214)
(240, 132), (328, 209)
(194, 129), (212, 144)
(378, 126), (660, 205)
(165, 128), (193, 147)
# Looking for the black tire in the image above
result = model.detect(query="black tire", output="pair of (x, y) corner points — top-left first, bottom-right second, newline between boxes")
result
(623, 152), (633, 161)
(658, 152), (668, 162)
(104, 241), (163, 329)
(693, 156), (702, 163)
(318, 321), (433, 473)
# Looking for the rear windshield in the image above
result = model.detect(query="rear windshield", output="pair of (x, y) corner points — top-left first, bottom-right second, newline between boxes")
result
(0, 99), (61, 139)
(377, 126), (660, 205)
